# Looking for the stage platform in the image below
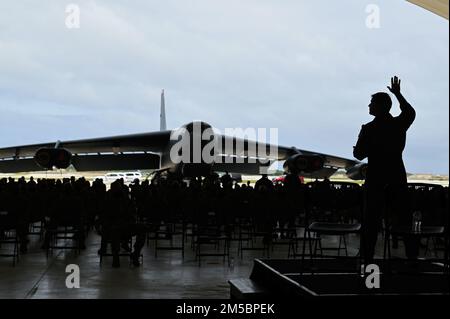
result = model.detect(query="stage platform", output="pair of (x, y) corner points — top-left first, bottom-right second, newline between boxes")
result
(230, 258), (450, 298)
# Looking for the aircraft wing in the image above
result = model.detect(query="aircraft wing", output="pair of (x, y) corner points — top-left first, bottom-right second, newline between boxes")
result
(211, 135), (361, 178)
(211, 159), (340, 178)
(0, 129), (361, 179)
(219, 135), (359, 168)
(0, 131), (171, 159)
(212, 158), (273, 176)
(0, 131), (171, 173)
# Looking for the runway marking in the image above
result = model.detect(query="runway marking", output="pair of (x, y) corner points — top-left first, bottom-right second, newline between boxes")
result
(24, 249), (65, 298)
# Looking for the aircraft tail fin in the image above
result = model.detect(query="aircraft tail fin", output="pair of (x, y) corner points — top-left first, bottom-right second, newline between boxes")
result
(160, 89), (167, 131)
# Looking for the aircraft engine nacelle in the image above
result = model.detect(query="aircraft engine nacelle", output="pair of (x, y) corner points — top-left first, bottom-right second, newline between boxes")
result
(346, 163), (368, 180)
(34, 148), (72, 170)
(283, 154), (324, 174)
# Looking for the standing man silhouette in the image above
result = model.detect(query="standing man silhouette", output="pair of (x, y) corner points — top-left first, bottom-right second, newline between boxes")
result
(353, 76), (416, 263)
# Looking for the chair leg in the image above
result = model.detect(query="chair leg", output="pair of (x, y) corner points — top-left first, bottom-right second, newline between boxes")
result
(383, 230), (388, 259)
(387, 233), (391, 258)
(237, 232), (242, 258)
(432, 237), (439, 259)
(313, 234), (319, 257)
(445, 235), (449, 275)
(288, 240), (292, 258)
(46, 233), (51, 259)
(317, 235), (324, 257)
(343, 235), (348, 257)
(385, 231), (392, 274)
(182, 232), (185, 260)
(307, 230), (313, 259)
(309, 230), (316, 274)
(300, 228), (308, 274)
(13, 235), (18, 267)
(197, 241), (201, 266)
(424, 237), (430, 257)
(338, 236), (342, 257)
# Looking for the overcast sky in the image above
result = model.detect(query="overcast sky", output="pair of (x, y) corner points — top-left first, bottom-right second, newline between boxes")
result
(0, 0), (448, 174)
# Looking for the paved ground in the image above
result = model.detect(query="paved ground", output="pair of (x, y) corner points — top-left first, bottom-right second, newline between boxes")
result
(0, 228), (433, 299)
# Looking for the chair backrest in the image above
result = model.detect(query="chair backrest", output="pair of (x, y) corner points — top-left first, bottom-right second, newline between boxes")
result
(0, 210), (16, 230)
(406, 183), (446, 226)
(305, 181), (363, 224)
(383, 183), (446, 228)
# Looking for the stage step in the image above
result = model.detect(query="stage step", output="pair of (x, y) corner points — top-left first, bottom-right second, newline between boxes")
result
(228, 278), (270, 299)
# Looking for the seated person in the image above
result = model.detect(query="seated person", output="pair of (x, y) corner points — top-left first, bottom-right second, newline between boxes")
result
(97, 181), (146, 267)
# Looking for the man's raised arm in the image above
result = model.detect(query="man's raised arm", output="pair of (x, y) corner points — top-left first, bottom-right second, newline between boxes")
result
(388, 76), (416, 129)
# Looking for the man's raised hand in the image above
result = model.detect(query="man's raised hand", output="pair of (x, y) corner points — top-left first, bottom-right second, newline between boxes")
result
(387, 76), (401, 96)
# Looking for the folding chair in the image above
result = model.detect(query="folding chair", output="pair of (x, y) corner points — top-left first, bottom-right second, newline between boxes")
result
(383, 183), (448, 275)
(0, 211), (20, 266)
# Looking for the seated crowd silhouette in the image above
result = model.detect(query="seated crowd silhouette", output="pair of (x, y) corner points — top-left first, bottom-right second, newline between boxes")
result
(0, 173), (448, 269)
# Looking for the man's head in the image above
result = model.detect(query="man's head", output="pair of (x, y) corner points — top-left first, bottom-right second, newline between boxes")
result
(369, 92), (392, 116)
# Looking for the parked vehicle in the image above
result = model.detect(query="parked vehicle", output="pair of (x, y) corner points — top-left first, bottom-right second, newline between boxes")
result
(124, 171), (142, 182)
(104, 172), (126, 182)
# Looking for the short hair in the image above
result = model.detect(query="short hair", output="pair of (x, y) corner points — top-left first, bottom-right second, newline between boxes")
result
(371, 92), (392, 112)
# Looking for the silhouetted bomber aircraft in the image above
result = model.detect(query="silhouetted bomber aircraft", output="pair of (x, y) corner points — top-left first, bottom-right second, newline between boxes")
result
(0, 91), (367, 180)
